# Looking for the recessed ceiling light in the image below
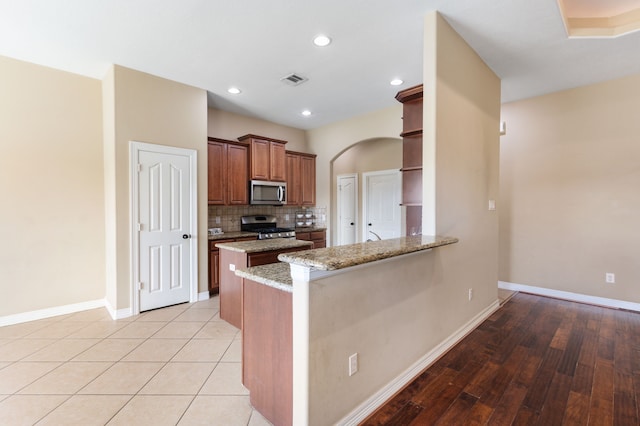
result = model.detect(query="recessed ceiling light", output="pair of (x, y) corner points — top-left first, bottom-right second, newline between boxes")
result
(227, 87), (241, 94)
(390, 79), (403, 86)
(313, 34), (332, 47)
(301, 110), (312, 116)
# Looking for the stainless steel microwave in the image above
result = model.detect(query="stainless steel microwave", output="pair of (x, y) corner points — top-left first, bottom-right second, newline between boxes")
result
(250, 180), (287, 205)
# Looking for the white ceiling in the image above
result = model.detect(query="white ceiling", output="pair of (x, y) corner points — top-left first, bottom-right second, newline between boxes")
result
(1, 0), (639, 130)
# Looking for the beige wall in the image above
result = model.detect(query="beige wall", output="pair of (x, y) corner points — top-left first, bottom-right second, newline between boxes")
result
(332, 137), (402, 242)
(295, 15), (502, 422)
(0, 56), (104, 317)
(103, 65), (208, 312)
(500, 73), (640, 303)
(207, 108), (308, 152)
(306, 249), (458, 424)
(424, 12), (501, 322)
(306, 105), (403, 244)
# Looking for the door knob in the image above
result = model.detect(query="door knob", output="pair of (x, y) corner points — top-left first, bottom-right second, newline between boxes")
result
(350, 222), (354, 226)
(182, 234), (190, 239)
(368, 223), (372, 226)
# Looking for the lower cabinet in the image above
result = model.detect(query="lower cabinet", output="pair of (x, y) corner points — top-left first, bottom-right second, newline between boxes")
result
(209, 236), (256, 295)
(247, 246), (311, 267)
(219, 243), (312, 329)
(243, 278), (292, 426)
(296, 230), (326, 248)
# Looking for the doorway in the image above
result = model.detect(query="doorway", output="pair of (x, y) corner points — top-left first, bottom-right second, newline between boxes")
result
(362, 169), (401, 241)
(130, 142), (198, 313)
(337, 174), (358, 245)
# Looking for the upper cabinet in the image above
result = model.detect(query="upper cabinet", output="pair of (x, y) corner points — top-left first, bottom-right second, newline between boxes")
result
(238, 134), (287, 182)
(286, 150), (316, 206)
(207, 137), (249, 205)
(285, 152), (301, 206)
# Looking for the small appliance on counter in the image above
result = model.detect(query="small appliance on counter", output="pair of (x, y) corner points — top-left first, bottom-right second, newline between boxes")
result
(208, 227), (223, 236)
(241, 215), (295, 239)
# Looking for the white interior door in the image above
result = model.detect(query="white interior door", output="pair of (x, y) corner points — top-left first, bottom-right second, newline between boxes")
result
(133, 142), (197, 312)
(337, 174), (357, 245)
(363, 170), (401, 241)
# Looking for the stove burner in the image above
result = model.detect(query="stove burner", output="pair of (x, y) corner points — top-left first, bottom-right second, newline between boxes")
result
(256, 227), (294, 233)
(240, 215), (296, 239)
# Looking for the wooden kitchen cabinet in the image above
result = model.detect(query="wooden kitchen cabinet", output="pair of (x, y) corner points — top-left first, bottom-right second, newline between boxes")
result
(207, 137), (249, 205)
(209, 239), (233, 295)
(285, 153), (301, 205)
(238, 134), (287, 182)
(218, 240), (312, 329)
(243, 277), (293, 426)
(285, 150), (316, 206)
(207, 141), (226, 204)
(227, 143), (249, 204)
(247, 245), (311, 267)
(209, 236), (256, 295)
(300, 154), (316, 206)
(296, 229), (326, 248)
(270, 141), (287, 181)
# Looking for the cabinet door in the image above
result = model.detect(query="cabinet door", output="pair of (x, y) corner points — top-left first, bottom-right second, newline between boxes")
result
(310, 230), (326, 248)
(300, 155), (316, 206)
(286, 153), (301, 206)
(207, 142), (227, 204)
(250, 139), (270, 180)
(209, 249), (220, 294)
(270, 142), (286, 182)
(227, 143), (248, 205)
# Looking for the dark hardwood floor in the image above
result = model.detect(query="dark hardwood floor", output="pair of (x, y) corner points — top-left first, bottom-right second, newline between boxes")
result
(362, 292), (640, 425)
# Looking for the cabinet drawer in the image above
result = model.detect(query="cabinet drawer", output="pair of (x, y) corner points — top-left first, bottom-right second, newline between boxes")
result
(312, 240), (326, 249)
(210, 239), (235, 250)
(296, 232), (311, 241)
(247, 246), (308, 267)
(310, 231), (325, 241)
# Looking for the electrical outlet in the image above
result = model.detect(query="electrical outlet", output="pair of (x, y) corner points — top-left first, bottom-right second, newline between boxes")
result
(468, 288), (473, 301)
(215, 216), (221, 224)
(285, 214), (290, 221)
(348, 353), (358, 376)
(606, 273), (615, 284)
(488, 200), (496, 211)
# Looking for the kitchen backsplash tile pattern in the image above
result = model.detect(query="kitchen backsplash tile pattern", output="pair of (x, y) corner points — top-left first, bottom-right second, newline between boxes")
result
(208, 205), (327, 231)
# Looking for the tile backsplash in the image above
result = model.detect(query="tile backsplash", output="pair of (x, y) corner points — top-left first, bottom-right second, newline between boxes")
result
(208, 205), (327, 231)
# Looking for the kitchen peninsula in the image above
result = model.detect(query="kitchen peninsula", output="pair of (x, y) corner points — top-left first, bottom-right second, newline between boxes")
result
(236, 235), (459, 426)
(216, 238), (313, 328)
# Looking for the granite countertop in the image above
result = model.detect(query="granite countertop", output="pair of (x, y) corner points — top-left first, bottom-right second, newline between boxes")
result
(278, 235), (459, 271)
(235, 262), (293, 293)
(216, 238), (313, 253)
(208, 231), (257, 241)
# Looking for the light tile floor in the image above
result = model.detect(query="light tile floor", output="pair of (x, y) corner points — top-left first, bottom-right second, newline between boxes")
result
(0, 296), (273, 425)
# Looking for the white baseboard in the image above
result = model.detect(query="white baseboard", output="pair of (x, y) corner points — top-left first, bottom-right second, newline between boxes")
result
(198, 291), (211, 301)
(0, 299), (107, 327)
(337, 299), (501, 426)
(103, 300), (133, 320)
(498, 281), (640, 312)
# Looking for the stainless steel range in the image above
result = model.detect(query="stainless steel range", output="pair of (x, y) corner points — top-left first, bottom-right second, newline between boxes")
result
(240, 215), (296, 240)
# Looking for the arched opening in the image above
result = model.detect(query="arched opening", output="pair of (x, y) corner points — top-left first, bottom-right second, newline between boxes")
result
(329, 137), (403, 246)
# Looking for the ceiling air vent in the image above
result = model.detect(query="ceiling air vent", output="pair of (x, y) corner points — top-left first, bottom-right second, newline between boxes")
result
(281, 73), (308, 86)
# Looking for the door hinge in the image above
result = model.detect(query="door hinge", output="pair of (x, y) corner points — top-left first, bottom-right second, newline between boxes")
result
(137, 223), (143, 231)
(138, 282), (143, 291)
(137, 163), (143, 172)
